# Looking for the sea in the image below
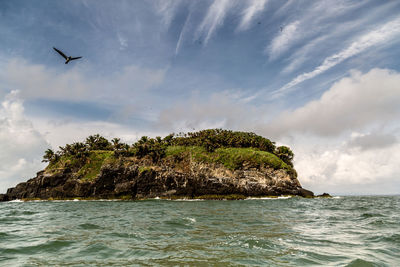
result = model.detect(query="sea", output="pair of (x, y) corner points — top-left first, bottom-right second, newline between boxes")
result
(0, 196), (399, 266)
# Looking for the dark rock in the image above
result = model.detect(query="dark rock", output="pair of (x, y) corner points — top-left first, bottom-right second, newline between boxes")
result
(0, 194), (8, 202)
(297, 188), (315, 198)
(1, 160), (315, 200)
(317, 193), (332, 197)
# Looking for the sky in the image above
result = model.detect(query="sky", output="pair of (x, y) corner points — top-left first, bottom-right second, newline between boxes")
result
(1, 0), (400, 195)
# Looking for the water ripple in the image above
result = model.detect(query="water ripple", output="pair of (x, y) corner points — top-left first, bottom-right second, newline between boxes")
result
(0, 196), (399, 266)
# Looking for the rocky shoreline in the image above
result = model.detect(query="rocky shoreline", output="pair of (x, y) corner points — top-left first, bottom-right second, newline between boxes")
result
(0, 130), (322, 202)
(0, 160), (314, 202)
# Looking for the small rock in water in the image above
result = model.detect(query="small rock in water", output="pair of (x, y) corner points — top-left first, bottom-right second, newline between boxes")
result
(317, 193), (332, 198)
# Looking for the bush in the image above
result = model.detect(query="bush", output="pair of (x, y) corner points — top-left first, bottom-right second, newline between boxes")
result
(275, 146), (294, 167)
(171, 129), (276, 153)
(132, 136), (167, 162)
(43, 129), (294, 167)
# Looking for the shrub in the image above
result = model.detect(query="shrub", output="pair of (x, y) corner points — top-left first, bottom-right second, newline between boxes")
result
(275, 146), (294, 167)
(171, 129), (276, 153)
(132, 136), (167, 162)
(42, 129), (294, 168)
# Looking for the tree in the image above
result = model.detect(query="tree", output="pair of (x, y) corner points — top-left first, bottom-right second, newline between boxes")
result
(275, 146), (294, 166)
(111, 138), (121, 148)
(42, 149), (56, 163)
(85, 134), (111, 151)
(133, 136), (166, 162)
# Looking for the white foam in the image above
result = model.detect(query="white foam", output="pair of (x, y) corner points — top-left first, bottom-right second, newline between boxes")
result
(246, 196), (292, 200)
(173, 199), (205, 201)
(9, 199), (23, 202)
(185, 217), (196, 223)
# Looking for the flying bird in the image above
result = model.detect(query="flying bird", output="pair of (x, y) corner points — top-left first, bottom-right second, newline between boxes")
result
(53, 47), (82, 64)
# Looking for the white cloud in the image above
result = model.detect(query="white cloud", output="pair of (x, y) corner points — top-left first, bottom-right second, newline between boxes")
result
(32, 117), (160, 150)
(153, 0), (183, 30)
(275, 16), (400, 96)
(1, 58), (92, 101)
(108, 65), (166, 94)
(156, 90), (259, 132)
(264, 68), (400, 138)
(197, 0), (235, 44)
(347, 132), (397, 151)
(294, 138), (400, 195)
(175, 12), (192, 55)
(0, 58), (166, 103)
(258, 68), (400, 195)
(0, 91), (48, 193)
(267, 20), (300, 60)
(237, 0), (267, 31)
(281, 2), (399, 74)
(267, 1), (366, 61)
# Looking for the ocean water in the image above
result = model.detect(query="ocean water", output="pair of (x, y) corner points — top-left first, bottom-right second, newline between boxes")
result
(0, 196), (399, 266)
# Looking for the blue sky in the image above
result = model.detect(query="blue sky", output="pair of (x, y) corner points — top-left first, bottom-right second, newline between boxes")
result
(1, 0), (400, 194)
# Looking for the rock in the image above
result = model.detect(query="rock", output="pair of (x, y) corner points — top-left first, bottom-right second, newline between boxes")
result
(0, 160), (314, 201)
(317, 193), (332, 197)
(0, 194), (8, 202)
(297, 188), (315, 198)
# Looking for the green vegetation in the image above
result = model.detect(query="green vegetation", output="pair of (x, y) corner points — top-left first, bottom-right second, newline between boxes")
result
(166, 146), (290, 171)
(77, 151), (114, 181)
(171, 129), (276, 153)
(46, 150), (114, 181)
(42, 129), (296, 179)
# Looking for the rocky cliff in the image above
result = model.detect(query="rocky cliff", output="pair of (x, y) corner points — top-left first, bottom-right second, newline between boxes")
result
(0, 156), (313, 201)
(0, 130), (315, 201)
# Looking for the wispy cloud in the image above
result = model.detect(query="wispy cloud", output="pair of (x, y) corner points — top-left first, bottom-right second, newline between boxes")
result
(153, 0), (183, 30)
(282, 2), (400, 74)
(267, 20), (300, 60)
(237, 0), (267, 31)
(197, 0), (234, 44)
(175, 12), (192, 55)
(267, 1), (370, 62)
(273, 17), (400, 97)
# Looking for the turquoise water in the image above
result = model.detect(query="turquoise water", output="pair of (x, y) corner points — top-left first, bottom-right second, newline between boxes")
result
(0, 196), (399, 266)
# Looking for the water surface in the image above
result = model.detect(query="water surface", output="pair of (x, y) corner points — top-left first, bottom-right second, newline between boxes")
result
(0, 196), (399, 266)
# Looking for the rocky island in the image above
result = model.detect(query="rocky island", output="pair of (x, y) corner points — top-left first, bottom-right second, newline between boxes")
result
(0, 129), (314, 201)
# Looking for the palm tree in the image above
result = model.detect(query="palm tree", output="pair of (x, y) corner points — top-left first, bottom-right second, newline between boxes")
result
(42, 149), (55, 163)
(275, 146), (294, 166)
(85, 134), (111, 150)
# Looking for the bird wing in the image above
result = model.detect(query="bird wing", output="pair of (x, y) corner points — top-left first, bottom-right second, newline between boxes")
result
(70, 57), (82, 60)
(53, 47), (68, 59)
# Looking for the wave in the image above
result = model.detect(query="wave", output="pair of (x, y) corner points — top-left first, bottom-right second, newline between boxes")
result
(245, 196), (292, 200)
(344, 258), (382, 267)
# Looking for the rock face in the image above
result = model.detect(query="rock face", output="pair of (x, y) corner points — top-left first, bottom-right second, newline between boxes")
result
(2, 160), (313, 200)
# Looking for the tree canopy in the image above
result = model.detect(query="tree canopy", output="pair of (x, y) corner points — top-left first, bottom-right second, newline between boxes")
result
(43, 129), (294, 166)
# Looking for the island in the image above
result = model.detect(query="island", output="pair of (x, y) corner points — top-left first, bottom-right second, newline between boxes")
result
(0, 129), (314, 201)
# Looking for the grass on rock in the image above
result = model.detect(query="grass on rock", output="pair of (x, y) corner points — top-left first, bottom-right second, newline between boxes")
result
(166, 146), (290, 171)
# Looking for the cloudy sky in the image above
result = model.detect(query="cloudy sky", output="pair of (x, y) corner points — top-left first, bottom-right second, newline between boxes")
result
(1, 0), (400, 195)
